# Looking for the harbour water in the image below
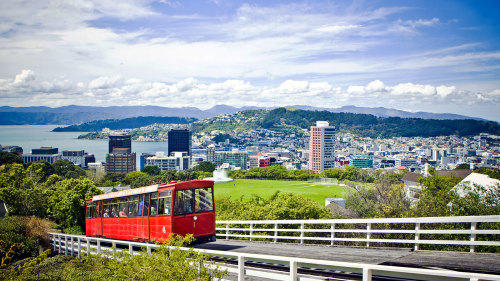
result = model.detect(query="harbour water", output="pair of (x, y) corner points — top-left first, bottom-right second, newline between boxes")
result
(0, 125), (169, 166)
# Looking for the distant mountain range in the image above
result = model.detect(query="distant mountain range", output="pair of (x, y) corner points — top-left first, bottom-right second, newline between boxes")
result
(0, 104), (487, 125)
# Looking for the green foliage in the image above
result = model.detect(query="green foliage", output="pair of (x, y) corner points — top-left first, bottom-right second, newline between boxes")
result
(475, 167), (500, 180)
(47, 178), (103, 229)
(233, 165), (319, 180)
(2, 235), (226, 281)
(0, 217), (53, 269)
(193, 161), (216, 173)
(0, 151), (23, 165)
(212, 133), (241, 144)
(26, 160), (55, 184)
(52, 160), (86, 179)
(0, 164), (47, 216)
(143, 165), (161, 176)
(345, 182), (410, 218)
(103, 172), (126, 183)
(216, 191), (332, 220)
(455, 164), (470, 170)
(260, 108), (500, 137)
(123, 171), (153, 188)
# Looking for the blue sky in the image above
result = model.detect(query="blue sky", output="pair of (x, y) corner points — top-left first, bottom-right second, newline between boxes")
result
(0, 0), (499, 121)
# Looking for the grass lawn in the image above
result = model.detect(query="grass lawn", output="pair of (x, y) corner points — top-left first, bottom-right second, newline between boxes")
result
(214, 179), (346, 206)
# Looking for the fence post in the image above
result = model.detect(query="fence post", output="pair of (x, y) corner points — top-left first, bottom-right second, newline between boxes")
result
(226, 223), (229, 240)
(250, 223), (253, 241)
(53, 234), (56, 253)
(470, 222), (477, 253)
(97, 240), (101, 254)
(112, 242), (116, 255)
(330, 223), (335, 246)
(86, 238), (91, 255)
(300, 223), (305, 244)
(129, 244), (133, 255)
(77, 237), (81, 258)
(70, 236), (74, 256)
(363, 267), (373, 281)
(274, 223), (278, 243)
(414, 223), (420, 251)
(290, 260), (298, 281)
(238, 255), (245, 281)
(65, 236), (68, 255)
(366, 223), (371, 247)
(147, 246), (151, 254)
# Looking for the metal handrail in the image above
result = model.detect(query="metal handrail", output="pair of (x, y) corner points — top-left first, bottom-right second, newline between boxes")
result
(216, 215), (500, 251)
(48, 232), (500, 281)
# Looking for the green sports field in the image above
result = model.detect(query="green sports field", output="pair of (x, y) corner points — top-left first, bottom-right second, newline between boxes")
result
(213, 179), (346, 205)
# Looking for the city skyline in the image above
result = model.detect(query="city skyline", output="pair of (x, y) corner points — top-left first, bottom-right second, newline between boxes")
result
(1, 1), (499, 121)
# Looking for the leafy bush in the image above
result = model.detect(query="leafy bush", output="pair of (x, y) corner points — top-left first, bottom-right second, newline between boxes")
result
(2, 235), (226, 281)
(0, 217), (53, 268)
(216, 191), (332, 220)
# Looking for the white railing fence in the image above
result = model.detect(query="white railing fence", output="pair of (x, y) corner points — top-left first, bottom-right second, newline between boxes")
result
(49, 233), (500, 281)
(216, 215), (500, 252)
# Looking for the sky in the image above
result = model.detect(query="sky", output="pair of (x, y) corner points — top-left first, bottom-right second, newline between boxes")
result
(0, 0), (500, 121)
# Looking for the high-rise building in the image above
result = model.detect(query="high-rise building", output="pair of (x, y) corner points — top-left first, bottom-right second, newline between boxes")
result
(105, 133), (135, 174)
(168, 129), (191, 156)
(105, 152), (136, 174)
(109, 134), (131, 154)
(206, 144), (215, 163)
(309, 121), (335, 173)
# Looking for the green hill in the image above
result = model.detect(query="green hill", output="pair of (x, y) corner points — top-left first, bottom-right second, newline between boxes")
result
(259, 108), (500, 137)
(52, 116), (197, 132)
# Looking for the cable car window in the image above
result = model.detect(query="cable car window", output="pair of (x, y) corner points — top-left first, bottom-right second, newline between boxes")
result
(111, 199), (119, 217)
(119, 197), (128, 217)
(150, 192), (158, 216)
(86, 203), (93, 218)
(139, 194), (149, 216)
(128, 195), (139, 217)
(174, 189), (193, 216)
(158, 190), (172, 216)
(103, 200), (111, 218)
(195, 187), (214, 213)
(94, 201), (101, 218)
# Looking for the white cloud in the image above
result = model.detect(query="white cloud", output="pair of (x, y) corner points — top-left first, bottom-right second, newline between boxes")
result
(13, 69), (35, 85)
(2, 70), (499, 117)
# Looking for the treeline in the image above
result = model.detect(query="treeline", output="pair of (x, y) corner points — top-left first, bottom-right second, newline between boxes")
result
(259, 108), (500, 137)
(52, 116), (197, 132)
(230, 164), (401, 183)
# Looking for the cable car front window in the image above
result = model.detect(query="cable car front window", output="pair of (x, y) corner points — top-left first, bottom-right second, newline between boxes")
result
(174, 189), (193, 216)
(195, 187), (214, 213)
(150, 193), (158, 216)
(158, 190), (172, 216)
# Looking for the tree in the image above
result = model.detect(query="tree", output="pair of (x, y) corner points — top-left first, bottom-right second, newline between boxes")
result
(47, 178), (102, 229)
(143, 165), (161, 176)
(0, 164), (49, 217)
(123, 171), (152, 188)
(52, 160), (86, 179)
(193, 161), (215, 173)
(102, 172), (125, 183)
(26, 160), (55, 184)
(0, 151), (23, 165)
(455, 164), (470, 170)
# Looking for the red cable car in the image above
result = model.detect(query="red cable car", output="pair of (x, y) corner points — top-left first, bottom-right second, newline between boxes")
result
(85, 180), (216, 242)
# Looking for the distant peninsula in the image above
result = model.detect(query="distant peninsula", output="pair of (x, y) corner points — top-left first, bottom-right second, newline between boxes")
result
(52, 116), (197, 132)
